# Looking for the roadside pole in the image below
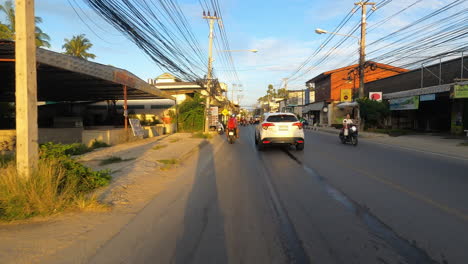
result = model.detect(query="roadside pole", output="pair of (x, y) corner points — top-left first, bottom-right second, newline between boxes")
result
(203, 12), (219, 132)
(355, 1), (375, 99)
(15, 0), (38, 178)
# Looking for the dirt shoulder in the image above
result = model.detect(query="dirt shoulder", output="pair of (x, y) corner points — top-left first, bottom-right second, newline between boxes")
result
(0, 133), (221, 264)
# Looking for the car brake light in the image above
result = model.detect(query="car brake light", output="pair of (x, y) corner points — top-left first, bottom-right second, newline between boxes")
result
(297, 140), (304, 143)
(262, 140), (271, 144)
(292, 122), (303, 129)
(262, 123), (275, 130)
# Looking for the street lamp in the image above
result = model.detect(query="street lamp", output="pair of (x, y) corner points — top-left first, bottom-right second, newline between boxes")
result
(315, 28), (359, 41)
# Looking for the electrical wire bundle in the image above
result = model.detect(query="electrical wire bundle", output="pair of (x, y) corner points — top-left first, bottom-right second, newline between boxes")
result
(81, 0), (209, 82)
(285, 0), (467, 87)
(198, 0), (242, 89)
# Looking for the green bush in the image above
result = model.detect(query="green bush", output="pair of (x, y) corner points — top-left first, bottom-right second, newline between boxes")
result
(91, 140), (110, 149)
(40, 143), (111, 193)
(178, 94), (205, 132)
(357, 98), (390, 129)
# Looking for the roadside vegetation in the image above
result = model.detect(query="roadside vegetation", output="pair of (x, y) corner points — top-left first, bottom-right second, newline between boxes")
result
(152, 144), (168, 151)
(177, 94), (204, 132)
(0, 143), (112, 221)
(157, 159), (179, 170)
(357, 98), (390, 129)
(191, 132), (212, 139)
(169, 138), (181, 143)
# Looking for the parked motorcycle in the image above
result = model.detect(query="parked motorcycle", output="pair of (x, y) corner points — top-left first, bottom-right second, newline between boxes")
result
(217, 126), (224, 135)
(227, 129), (237, 144)
(339, 124), (358, 146)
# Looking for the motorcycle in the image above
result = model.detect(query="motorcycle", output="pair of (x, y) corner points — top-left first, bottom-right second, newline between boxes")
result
(339, 123), (358, 146)
(217, 126), (224, 135)
(227, 129), (237, 144)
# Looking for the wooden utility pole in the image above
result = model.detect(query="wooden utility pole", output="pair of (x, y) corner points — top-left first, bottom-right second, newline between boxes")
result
(203, 11), (219, 132)
(15, 0), (38, 178)
(355, 1), (375, 98)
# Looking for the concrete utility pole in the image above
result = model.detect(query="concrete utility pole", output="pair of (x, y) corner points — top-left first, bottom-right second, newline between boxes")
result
(15, 0), (38, 178)
(355, 1), (376, 98)
(282, 78), (289, 90)
(202, 11), (220, 132)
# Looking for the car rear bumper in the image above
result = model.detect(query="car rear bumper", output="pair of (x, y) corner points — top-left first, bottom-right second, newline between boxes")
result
(261, 137), (304, 145)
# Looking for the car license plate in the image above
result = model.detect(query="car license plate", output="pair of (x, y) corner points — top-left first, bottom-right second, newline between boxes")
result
(279, 125), (288, 131)
(229, 131), (234, 135)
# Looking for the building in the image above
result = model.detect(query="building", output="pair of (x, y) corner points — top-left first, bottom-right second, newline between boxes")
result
(304, 62), (408, 126)
(366, 56), (468, 134)
(279, 89), (314, 116)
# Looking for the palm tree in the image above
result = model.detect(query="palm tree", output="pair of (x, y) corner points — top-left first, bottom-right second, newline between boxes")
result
(62, 34), (96, 60)
(0, 0), (51, 48)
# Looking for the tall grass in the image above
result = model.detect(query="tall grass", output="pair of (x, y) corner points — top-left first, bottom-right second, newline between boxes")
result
(0, 159), (83, 220)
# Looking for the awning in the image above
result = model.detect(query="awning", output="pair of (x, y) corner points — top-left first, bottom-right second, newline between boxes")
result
(0, 40), (174, 101)
(336, 101), (359, 109)
(302, 101), (325, 113)
(382, 82), (468, 100)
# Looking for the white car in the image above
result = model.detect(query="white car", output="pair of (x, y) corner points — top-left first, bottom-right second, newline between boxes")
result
(255, 113), (305, 151)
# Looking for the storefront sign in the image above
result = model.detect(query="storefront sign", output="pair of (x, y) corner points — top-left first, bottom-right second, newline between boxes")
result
(454, 84), (468, 98)
(369, 92), (382, 102)
(389, 96), (419, 110)
(341, 89), (352, 102)
(420, 94), (435, 101)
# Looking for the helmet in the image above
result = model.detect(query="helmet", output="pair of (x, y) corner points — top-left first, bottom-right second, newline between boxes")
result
(231, 114), (236, 118)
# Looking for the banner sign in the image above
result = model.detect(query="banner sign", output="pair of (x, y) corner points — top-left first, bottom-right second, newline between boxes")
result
(389, 96), (419, 110)
(341, 89), (352, 102)
(129, 118), (145, 137)
(454, 84), (468, 98)
(369, 92), (382, 101)
(420, 94), (435, 101)
(209, 106), (219, 126)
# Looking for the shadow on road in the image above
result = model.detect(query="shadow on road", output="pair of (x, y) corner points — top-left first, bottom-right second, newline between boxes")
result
(172, 141), (228, 264)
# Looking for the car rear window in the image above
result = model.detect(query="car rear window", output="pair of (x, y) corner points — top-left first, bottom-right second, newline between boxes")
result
(266, 115), (298, 122)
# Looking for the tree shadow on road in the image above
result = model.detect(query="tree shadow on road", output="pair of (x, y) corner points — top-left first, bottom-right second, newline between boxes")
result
(172, 142), (228, 264)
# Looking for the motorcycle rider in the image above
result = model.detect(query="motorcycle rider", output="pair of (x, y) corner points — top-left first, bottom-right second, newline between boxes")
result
(227, 114), (240, 139)
(342, 113), (354, 136)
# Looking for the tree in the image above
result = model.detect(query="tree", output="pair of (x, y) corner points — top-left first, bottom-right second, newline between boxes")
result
(277, 88), (288, 99)
(62, 34), (96, 60)
(357, 98), (390, 129)
(0, 0), (51, 48)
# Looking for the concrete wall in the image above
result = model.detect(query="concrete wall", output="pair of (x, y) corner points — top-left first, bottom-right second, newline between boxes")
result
(0, 128), (83, 150)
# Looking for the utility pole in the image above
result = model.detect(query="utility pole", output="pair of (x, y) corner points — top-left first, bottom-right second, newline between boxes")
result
(355, 1), (375, 98)
(282, 78), (289, 90)
(202, 11), (219, 132)
(16, 0), (38, 178)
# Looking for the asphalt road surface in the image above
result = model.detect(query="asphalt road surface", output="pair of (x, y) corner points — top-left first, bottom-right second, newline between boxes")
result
(88, 126), (468, 264)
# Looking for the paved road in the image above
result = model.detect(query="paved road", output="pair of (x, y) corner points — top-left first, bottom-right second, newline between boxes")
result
(88, 126), (468, 264)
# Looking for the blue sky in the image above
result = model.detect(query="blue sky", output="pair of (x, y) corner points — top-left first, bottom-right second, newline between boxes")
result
(2, 0), (462, 106)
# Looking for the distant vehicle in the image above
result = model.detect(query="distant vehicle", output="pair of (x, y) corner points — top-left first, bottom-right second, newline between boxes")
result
(255, 113), (305, 151)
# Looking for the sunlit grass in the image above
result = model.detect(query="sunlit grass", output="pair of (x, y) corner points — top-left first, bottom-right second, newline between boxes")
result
(152, 144), (168, 151)
(169, 138), (181, 143)
(191, 132), (212, 139)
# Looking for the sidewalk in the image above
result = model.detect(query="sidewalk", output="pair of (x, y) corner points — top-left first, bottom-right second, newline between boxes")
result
(0, 132), (217, 264)
(308, 126), (468, 160)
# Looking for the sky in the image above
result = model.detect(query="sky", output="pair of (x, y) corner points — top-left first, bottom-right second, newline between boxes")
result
(1, 0), (464, 107)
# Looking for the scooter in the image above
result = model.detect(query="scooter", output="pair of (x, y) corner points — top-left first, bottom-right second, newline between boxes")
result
(339, 124), (358, 146)
(227, 129), (237, 144)
(217, 126), (224, 135)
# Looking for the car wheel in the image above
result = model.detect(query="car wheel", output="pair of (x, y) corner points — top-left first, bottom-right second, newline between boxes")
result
(296, 143), (304, 151)
(254, 134), (258, 145)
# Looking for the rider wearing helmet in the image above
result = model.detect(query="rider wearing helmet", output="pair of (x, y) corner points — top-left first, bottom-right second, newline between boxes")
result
(227, 113), (239, 139)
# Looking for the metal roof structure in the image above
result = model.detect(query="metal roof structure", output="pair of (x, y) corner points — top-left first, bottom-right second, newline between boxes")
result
(0, 40), (174, 101)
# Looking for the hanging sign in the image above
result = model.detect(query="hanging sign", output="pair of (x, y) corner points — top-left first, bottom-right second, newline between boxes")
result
(389, 96), (419, 110)
(369, 92), (382, 102)
(341, 89), (352, 102)
(454, 84), (468, 98)
(420, 94), (436, 101)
